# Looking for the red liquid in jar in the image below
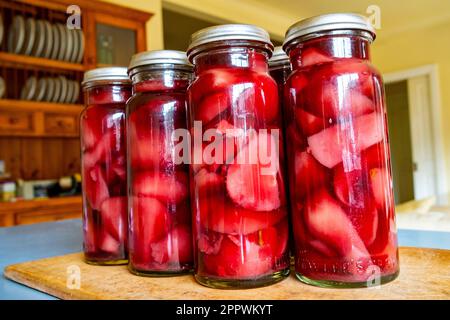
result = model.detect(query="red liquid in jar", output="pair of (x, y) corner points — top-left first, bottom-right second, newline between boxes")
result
(81, 84), (131, 263)
(189, 48), (290, 283)
(285, 35), (399, 284)
(127, 77), (193, 273)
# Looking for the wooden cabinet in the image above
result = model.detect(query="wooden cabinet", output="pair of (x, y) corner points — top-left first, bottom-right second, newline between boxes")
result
(0, 0), (151, 226)
(0, 196), (82, 227)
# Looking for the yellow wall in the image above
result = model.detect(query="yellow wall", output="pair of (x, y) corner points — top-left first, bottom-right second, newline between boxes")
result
(372, 20), (450, 190)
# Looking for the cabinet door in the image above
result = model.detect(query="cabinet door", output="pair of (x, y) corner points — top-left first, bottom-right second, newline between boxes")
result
(85, 12), (146, 68)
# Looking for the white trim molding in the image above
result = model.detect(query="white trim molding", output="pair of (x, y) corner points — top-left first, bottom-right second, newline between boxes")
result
(383, 64), (448, 195)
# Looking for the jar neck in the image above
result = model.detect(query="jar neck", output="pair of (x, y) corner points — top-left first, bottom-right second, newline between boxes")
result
(289, 33), (372, 69)
(131, 68), (192, 93)
(193, 46), (270, 74)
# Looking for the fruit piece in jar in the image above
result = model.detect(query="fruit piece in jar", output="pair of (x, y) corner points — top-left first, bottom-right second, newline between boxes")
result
(197, 92), (230, 125)
(98, 229), (120, 253)
(303, 189), (371, 261)
(295, 108), (325, 137)
(305, 83), (375, 119)
(81, 106), (110, 150)
(370, 167), (391, 209)
(133, 171), (188, 204)
(195, 169), (285, 234)
(84, 165), (109, 210)
(307, 112), (383, 169)
(294, 151), (329, 199)
(131, 197), (168, 260)
(226, 132), (282, 212)
(202, 234), (272, 278)
(331, 59), (375, 97)
(150, 225), (192, 265)
(129, 121), (171, 170)
(198, 194), (286, 235)
(247, 220), (289, 263)
(100, 196), (127, 242)
(301, 47), (334, 67)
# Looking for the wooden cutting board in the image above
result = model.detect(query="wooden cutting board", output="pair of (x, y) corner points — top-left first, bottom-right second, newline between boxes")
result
(4, 247), (450, 300)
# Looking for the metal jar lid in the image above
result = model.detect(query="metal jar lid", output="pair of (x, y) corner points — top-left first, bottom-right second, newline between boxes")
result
(269, 46), (290, 68)
(82, 67), (130, 88)
(187, 24), (274, 61)
(128, 50), (192, 77)
(283, 13), (376, 52)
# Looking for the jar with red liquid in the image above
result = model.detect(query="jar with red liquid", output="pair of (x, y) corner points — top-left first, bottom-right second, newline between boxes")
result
(283, 14), (399, 287)
(81, 67), (131, 265)
(127, 50), (193, 276)
(187, 25), (290, 288)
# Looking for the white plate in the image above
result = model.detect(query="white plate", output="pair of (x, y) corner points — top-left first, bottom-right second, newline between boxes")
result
(20, 76), (38, 100)
(69, 29), (79, 63)
(51, 76), (62, 102)
(58, 76), (68, 103)
(44, 78), (54, 102)
(31, 20), (45, 57)
(71, 81), (80, 104)
(56, 24), (66, 61)
(22, 17), (36, 55)
(0, 77), (5, 99)
(75, 29), (85, 63)
(35, 77), (47, 102)
(50, 24), (60, 60)
(42, 21), (53, 59)
(0, 13), (5, 48)
(64, 79), (74, 103)
(63, 26), (74, 61)
(7, 15), (26, 54)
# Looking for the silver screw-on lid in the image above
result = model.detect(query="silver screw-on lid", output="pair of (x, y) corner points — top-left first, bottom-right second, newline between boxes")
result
(269, 46), (290, 67)
(187, 24), (273, 60)
(128, 50), (192, 76)
(283, 13), (376, 52)
(82, 67), (130, 87)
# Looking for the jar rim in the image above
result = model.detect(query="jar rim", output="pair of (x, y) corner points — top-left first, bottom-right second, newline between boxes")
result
(283, 13), (376, 52)
(128, 50), (192, 77)
(187, 24), (274, 62)
(82, 67), (130, 88)
(269, 46), (290, 67)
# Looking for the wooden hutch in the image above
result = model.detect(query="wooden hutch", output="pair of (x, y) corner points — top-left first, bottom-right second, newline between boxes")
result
(0, 0), (151, 226)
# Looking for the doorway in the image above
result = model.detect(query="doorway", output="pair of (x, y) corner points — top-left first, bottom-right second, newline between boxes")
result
(384, 65), (447, 204)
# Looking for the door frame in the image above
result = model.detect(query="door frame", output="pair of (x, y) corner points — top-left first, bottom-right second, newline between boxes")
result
(383, 64), (448, 195)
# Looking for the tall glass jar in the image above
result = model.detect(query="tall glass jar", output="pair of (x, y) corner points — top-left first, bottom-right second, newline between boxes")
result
(127, 50), (193, 276)
(81, 67), (131, 265)
(283, 14), (399, 287)
(187, 25), (290, 289)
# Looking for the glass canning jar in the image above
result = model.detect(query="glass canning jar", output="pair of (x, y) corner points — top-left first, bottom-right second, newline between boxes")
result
(81, 67), (131, 265)
(283, 13), (399, 288)
(187, 24), (290, 289)
(127, 50), (193, 276)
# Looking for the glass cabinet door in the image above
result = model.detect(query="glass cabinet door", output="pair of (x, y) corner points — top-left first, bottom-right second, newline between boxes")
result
(96, 23), (137, 66)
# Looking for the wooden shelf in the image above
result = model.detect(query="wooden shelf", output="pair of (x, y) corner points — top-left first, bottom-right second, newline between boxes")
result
(0, 195), (82, 226)
(0, 52), (85, 72)
(0, 99), (83, 114)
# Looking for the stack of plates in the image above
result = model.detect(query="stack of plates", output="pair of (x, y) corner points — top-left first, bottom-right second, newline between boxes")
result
(20, 76), (80, 104)
(6, 15), (84, 63)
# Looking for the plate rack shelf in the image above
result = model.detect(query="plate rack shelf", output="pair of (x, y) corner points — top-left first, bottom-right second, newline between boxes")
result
(0, 0), (151, 227)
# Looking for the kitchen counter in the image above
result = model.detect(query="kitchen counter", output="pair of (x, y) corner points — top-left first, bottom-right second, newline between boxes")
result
(1, 219), (450, 300)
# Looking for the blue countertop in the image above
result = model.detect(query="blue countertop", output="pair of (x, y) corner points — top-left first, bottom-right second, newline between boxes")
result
(1, 219), (449, 300)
